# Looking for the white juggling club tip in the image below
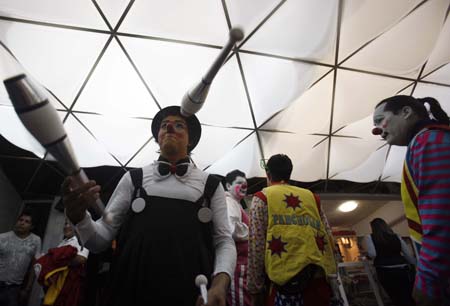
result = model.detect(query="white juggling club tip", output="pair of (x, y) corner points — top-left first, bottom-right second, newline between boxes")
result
(195, 274), (208, 305)
(180, 27), (244, 117)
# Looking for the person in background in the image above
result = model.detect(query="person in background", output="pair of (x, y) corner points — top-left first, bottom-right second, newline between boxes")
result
(248, 154), (336, 306)
(372, 95), (450, 306)
(37, 220), (89, 306)
(225, 169), (251, 306)
(365, 218), (416, 306)
(0, 210), (42, 306)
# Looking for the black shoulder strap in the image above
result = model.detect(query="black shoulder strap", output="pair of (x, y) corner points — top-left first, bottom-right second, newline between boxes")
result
(129, 168), (143, 199)
(200, 174), (221, 208)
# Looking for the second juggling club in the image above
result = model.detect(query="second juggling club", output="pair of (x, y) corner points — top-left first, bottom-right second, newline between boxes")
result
(180, 27), (244, 117)
(195, 274), (208, 304)
(4, 74), (105, 218)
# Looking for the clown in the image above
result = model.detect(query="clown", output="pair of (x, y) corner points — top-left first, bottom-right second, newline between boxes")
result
(224, 170), (251, 306)
(62, 106), (236, 306)
(373, 95), (450, 306)
(248, 154), (336, 306)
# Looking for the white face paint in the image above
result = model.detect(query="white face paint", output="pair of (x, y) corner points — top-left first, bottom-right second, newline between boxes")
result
(373, 104), (412, 146)
(228, 176), (247, 200)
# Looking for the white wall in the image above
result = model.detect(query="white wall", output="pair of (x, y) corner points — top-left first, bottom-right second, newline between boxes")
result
(0, 167), (22, 233)
(351, 201), (409, 236)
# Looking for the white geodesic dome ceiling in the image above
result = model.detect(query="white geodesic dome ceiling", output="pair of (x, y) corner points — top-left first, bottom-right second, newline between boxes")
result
(0, 0), (449, 184)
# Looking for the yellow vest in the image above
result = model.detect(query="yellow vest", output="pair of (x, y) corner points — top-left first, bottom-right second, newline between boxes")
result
(401, 160), (422, 245)
(264, 184), (336, 285)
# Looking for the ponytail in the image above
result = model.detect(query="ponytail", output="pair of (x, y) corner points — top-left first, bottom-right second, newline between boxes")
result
(417, 97), (450, 125)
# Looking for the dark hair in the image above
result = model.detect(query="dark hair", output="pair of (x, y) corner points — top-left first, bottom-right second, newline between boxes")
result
(225, 169), (246, 185)
(370, 218), (395, 245)
(266, 154), (293, 182)
(18, 209), (34, 225)
(376, 95), (449, 125)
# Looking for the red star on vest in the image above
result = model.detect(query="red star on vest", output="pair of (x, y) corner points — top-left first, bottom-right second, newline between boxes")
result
(315, 234), (326, 253)
(267, 235), (288, 257)
(283, 193), (302, 210)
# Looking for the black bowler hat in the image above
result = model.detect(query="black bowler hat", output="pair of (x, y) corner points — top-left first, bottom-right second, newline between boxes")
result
(151, 106), (202, 152)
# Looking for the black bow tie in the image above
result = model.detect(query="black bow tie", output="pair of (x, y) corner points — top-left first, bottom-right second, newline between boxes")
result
(157, 157), (190, 177)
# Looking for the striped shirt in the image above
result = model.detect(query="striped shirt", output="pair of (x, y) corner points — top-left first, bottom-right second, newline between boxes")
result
(405, 125), (450, 301)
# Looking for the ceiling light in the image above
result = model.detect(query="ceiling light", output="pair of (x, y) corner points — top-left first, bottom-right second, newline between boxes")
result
(338, 201), (358, 212)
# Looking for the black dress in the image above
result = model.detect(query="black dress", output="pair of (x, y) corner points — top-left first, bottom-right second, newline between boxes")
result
(105, 169), (217, 306)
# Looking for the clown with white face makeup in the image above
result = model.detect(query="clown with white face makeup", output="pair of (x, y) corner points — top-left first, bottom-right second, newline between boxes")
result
(372, 95), (450, 306)
(224, 169), (251, 306)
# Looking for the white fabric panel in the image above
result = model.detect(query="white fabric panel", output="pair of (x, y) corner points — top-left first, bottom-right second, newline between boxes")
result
(126, 139), (161, 168)
(334, 145), (388, 182)
(0, 20), (109, 106)
(0, 105), (45, 158)
(206, 133), (264, 178)
(262, 71), (333, 135)
(381, 146), (406, 182)
(333, 69), (411, 130)
(260, 132), (327, 182)
(192, 126), (250, 171)
(243, 0), (337, 63)
(96, 0), (130, 29)
(413, 83), (450, 114)
(121, 37), (253, 127)
(63, 114), (119, 167)
(329, 120), (385, 179)
(339, 0), (421, 62)
(73, 39), (159, 118)
(241, 53), (330, 126)
(0, 0), (107, 29)
(119, 0), (228, 45)
(343, 0), (448, 77)
(195, 56), (253, 128)
(74, 114), (151, 166)
(423, 16), (450, 76)
(423, 63), (450, 85)
(225, 0), (281, 36)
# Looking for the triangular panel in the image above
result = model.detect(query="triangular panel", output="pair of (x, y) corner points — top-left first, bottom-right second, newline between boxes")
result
(242, 0), (337, 63)
(343, 0), (448, 78)
(119, 0), (228, 45)
(423, 63), (450, 85)
(333, 145), (388, 182)
(241, 52), (331, 127)
(0, 0), (107, 29)
(339, 0), (422, 62)
(423, 16), (450, 76)
(333, 69), (411, 131)
(121, 37), (253, 127)
(262, 71), (333, 135)
(0, 20), (110, 106)
(73, 39), (159, 118)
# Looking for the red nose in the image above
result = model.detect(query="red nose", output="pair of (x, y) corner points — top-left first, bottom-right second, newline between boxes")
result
(372, 127), (382, 135)
(166, 123), (175, 133)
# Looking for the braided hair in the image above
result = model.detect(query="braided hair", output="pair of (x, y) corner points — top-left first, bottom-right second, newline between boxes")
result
(376, 95), (449, 125)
